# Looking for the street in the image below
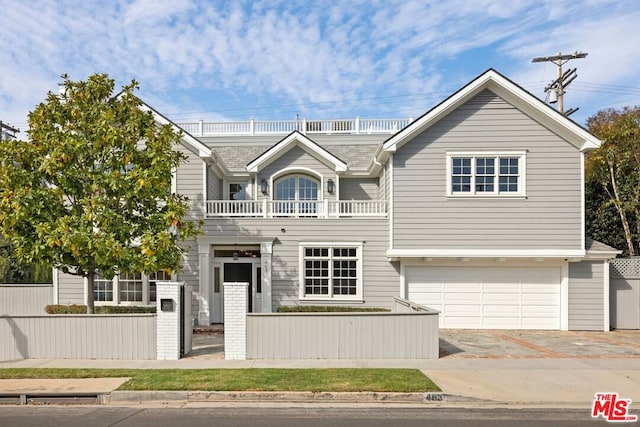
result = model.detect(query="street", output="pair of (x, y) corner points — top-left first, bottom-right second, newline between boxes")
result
(0, 406), (612, 426)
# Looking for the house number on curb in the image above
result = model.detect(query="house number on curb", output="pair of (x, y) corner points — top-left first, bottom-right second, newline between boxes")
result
(423, 392), (445, 402)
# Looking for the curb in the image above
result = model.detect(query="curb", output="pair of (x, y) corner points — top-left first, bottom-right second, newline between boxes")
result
(108, 391), (447, 404)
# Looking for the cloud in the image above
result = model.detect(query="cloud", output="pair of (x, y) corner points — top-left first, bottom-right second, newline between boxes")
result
(0, 0), (638, 128)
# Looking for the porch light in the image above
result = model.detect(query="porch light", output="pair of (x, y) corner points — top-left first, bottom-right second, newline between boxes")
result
(260, 179), (268, 195)
(327, 179), (335, 194)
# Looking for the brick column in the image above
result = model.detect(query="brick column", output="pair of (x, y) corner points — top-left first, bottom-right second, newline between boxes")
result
(156, 282), (182, 360)
(223, 282), (248, 360)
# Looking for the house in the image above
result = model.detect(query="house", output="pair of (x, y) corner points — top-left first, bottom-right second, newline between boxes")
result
(52, 69), (620, 331)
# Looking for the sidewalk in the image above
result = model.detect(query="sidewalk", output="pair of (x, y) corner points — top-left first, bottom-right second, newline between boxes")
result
(2, 329), (639, 408)
(1, 357), (639, 408)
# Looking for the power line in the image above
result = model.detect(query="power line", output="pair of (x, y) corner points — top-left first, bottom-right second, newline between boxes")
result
(532, 51), (588, 115)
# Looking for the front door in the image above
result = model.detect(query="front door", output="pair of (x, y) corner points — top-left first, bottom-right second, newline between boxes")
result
(223, 262), (254, 312)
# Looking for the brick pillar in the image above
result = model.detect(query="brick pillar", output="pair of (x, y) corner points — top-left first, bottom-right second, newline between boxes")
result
(223, 282), (248, 360)
(156, 282), (182, 360)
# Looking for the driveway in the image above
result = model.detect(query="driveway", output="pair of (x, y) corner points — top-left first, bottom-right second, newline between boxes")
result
(439, 329), (640, 359)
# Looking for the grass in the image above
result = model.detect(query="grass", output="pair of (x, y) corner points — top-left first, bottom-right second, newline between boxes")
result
(0, 368), (439, 393)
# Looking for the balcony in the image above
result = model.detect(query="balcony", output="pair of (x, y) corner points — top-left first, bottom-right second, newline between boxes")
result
(206, 200), (387, 218)
(177, 117), (412, 136)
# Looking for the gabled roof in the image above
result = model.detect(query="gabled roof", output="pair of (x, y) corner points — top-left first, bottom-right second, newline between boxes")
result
(136, 100), (212, 158)
(382, 68), (602, 155)
(246, 131), (348, 173)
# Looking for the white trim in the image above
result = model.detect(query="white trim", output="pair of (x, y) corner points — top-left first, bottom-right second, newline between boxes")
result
(387, 248), (586, 259)
(399, 261), (406, 299)
(298, 242), (364, 301)
(389, 154), (394, 251)
(560, 261), (569, 331)
(382, 69), (602, 155)
(171, 166), (177, 194)
(247, 132), (347, 173)
(52, 267), (59, 304)
(580, 152), (586, 251)
(603, 260), (610, 331)
(83, 276), (88, 305)
(202, 161), (207, 202)
(445, 151), (527, 197)
(136, 103), (212, 158)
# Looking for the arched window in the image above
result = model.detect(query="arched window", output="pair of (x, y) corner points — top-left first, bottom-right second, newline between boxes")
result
(274, 174), (319, 216)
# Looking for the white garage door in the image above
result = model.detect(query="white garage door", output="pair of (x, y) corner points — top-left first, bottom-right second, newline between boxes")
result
(406, 266), (560, 329)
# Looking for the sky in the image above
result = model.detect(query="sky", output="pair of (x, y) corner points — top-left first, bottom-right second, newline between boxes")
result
(1, 0), (640, 135)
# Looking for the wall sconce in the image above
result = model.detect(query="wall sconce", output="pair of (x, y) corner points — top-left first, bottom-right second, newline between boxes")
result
(327, 179), (335, 194)
(260, 179), (268, 195)
(233, 252), (239, 261)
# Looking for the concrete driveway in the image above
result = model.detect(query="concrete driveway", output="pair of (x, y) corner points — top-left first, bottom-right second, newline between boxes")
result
(439, 329), (640, 359)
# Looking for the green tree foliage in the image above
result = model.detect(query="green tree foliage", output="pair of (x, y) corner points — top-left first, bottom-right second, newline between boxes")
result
(585, 106), (640, 256)
(0, 74), (199, 312)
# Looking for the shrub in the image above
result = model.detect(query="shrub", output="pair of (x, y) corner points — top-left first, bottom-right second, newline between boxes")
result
(45, 304), (156, 314)
(277, 305), (389, 313)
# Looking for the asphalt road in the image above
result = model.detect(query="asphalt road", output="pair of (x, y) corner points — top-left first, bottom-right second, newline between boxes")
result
(0, 407), (611, 426)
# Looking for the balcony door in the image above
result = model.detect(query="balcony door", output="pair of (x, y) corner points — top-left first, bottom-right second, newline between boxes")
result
(274, 175), (319, 216)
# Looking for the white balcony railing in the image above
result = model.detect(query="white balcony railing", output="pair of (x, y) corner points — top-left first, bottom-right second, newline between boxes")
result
(177, 117), (412, 136)
(206, 200), (387, 218)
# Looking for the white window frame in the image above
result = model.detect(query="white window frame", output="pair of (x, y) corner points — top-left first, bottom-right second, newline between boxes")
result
(446, 151), (527, 198)
(93, 271), (174, 306)
(298, 242), (363, 301)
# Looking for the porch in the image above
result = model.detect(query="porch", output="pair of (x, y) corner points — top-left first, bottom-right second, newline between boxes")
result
(205, 199), (387, 218)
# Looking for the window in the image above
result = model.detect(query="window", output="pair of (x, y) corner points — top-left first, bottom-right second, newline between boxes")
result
(274, 174), (319, 216)
(299, 243), (362, 300)
(92, 271), (169, 305)
(447, 152), (526, 196)
(228, 183), (247, 200)
(119, 272), (143, 302)
(94, 275), (113, 302)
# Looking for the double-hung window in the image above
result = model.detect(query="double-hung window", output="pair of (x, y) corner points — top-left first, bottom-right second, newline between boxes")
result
(447, 152), (526, 197)
(299, 243), (363, 300)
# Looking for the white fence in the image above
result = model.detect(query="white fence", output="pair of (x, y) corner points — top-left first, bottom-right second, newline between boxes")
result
(0, 314), (157, 360)
(0, 284), (52, 315)
(177, 117), (412, 136)
(246, 298), (439, 359)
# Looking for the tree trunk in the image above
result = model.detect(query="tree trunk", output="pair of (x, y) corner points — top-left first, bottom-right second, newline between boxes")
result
(86, 269), (95, 314)
(609, 161), (636, 256)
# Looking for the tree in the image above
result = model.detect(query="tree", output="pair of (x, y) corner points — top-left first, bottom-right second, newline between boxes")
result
(0, 74), (199, 313)
(585, 106), (640, 256)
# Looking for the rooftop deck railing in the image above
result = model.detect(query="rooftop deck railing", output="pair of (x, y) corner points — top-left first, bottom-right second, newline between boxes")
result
(177, 117), (412, 136)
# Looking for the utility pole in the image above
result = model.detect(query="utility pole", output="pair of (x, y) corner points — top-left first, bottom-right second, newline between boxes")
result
(0, 121), (20, 141)
(532, 51), (587, 115)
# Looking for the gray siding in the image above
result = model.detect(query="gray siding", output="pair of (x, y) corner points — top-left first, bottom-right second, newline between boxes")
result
(200, 218), (399, 308)
(392, 90), (582, 250)
(206, 166), (222, 200)
(339, 178), (379, 200)
(568, 261), (605, 331)
(258, 145), (335, 200)
(57, 271), (85, 305)
(0, 285), (52, 315)
(0, 314), (156, 359)
(175, 143), (204, 218)
(246, 311), (439, 359)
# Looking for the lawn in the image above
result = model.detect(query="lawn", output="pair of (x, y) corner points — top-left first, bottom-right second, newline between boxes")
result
(0, 368), (439, 393)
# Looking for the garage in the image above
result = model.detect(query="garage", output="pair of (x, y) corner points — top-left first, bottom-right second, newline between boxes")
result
(406, 266), (561, 329)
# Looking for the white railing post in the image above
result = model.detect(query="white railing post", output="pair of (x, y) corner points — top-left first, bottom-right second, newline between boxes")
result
(355, 116), (360, 134)
(250, 119), (255, 136)
(323, 199), (329, 218)
(198, 120), (203, 136)
(262, 198), (268, 218)
(302, 118), (307, 135)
